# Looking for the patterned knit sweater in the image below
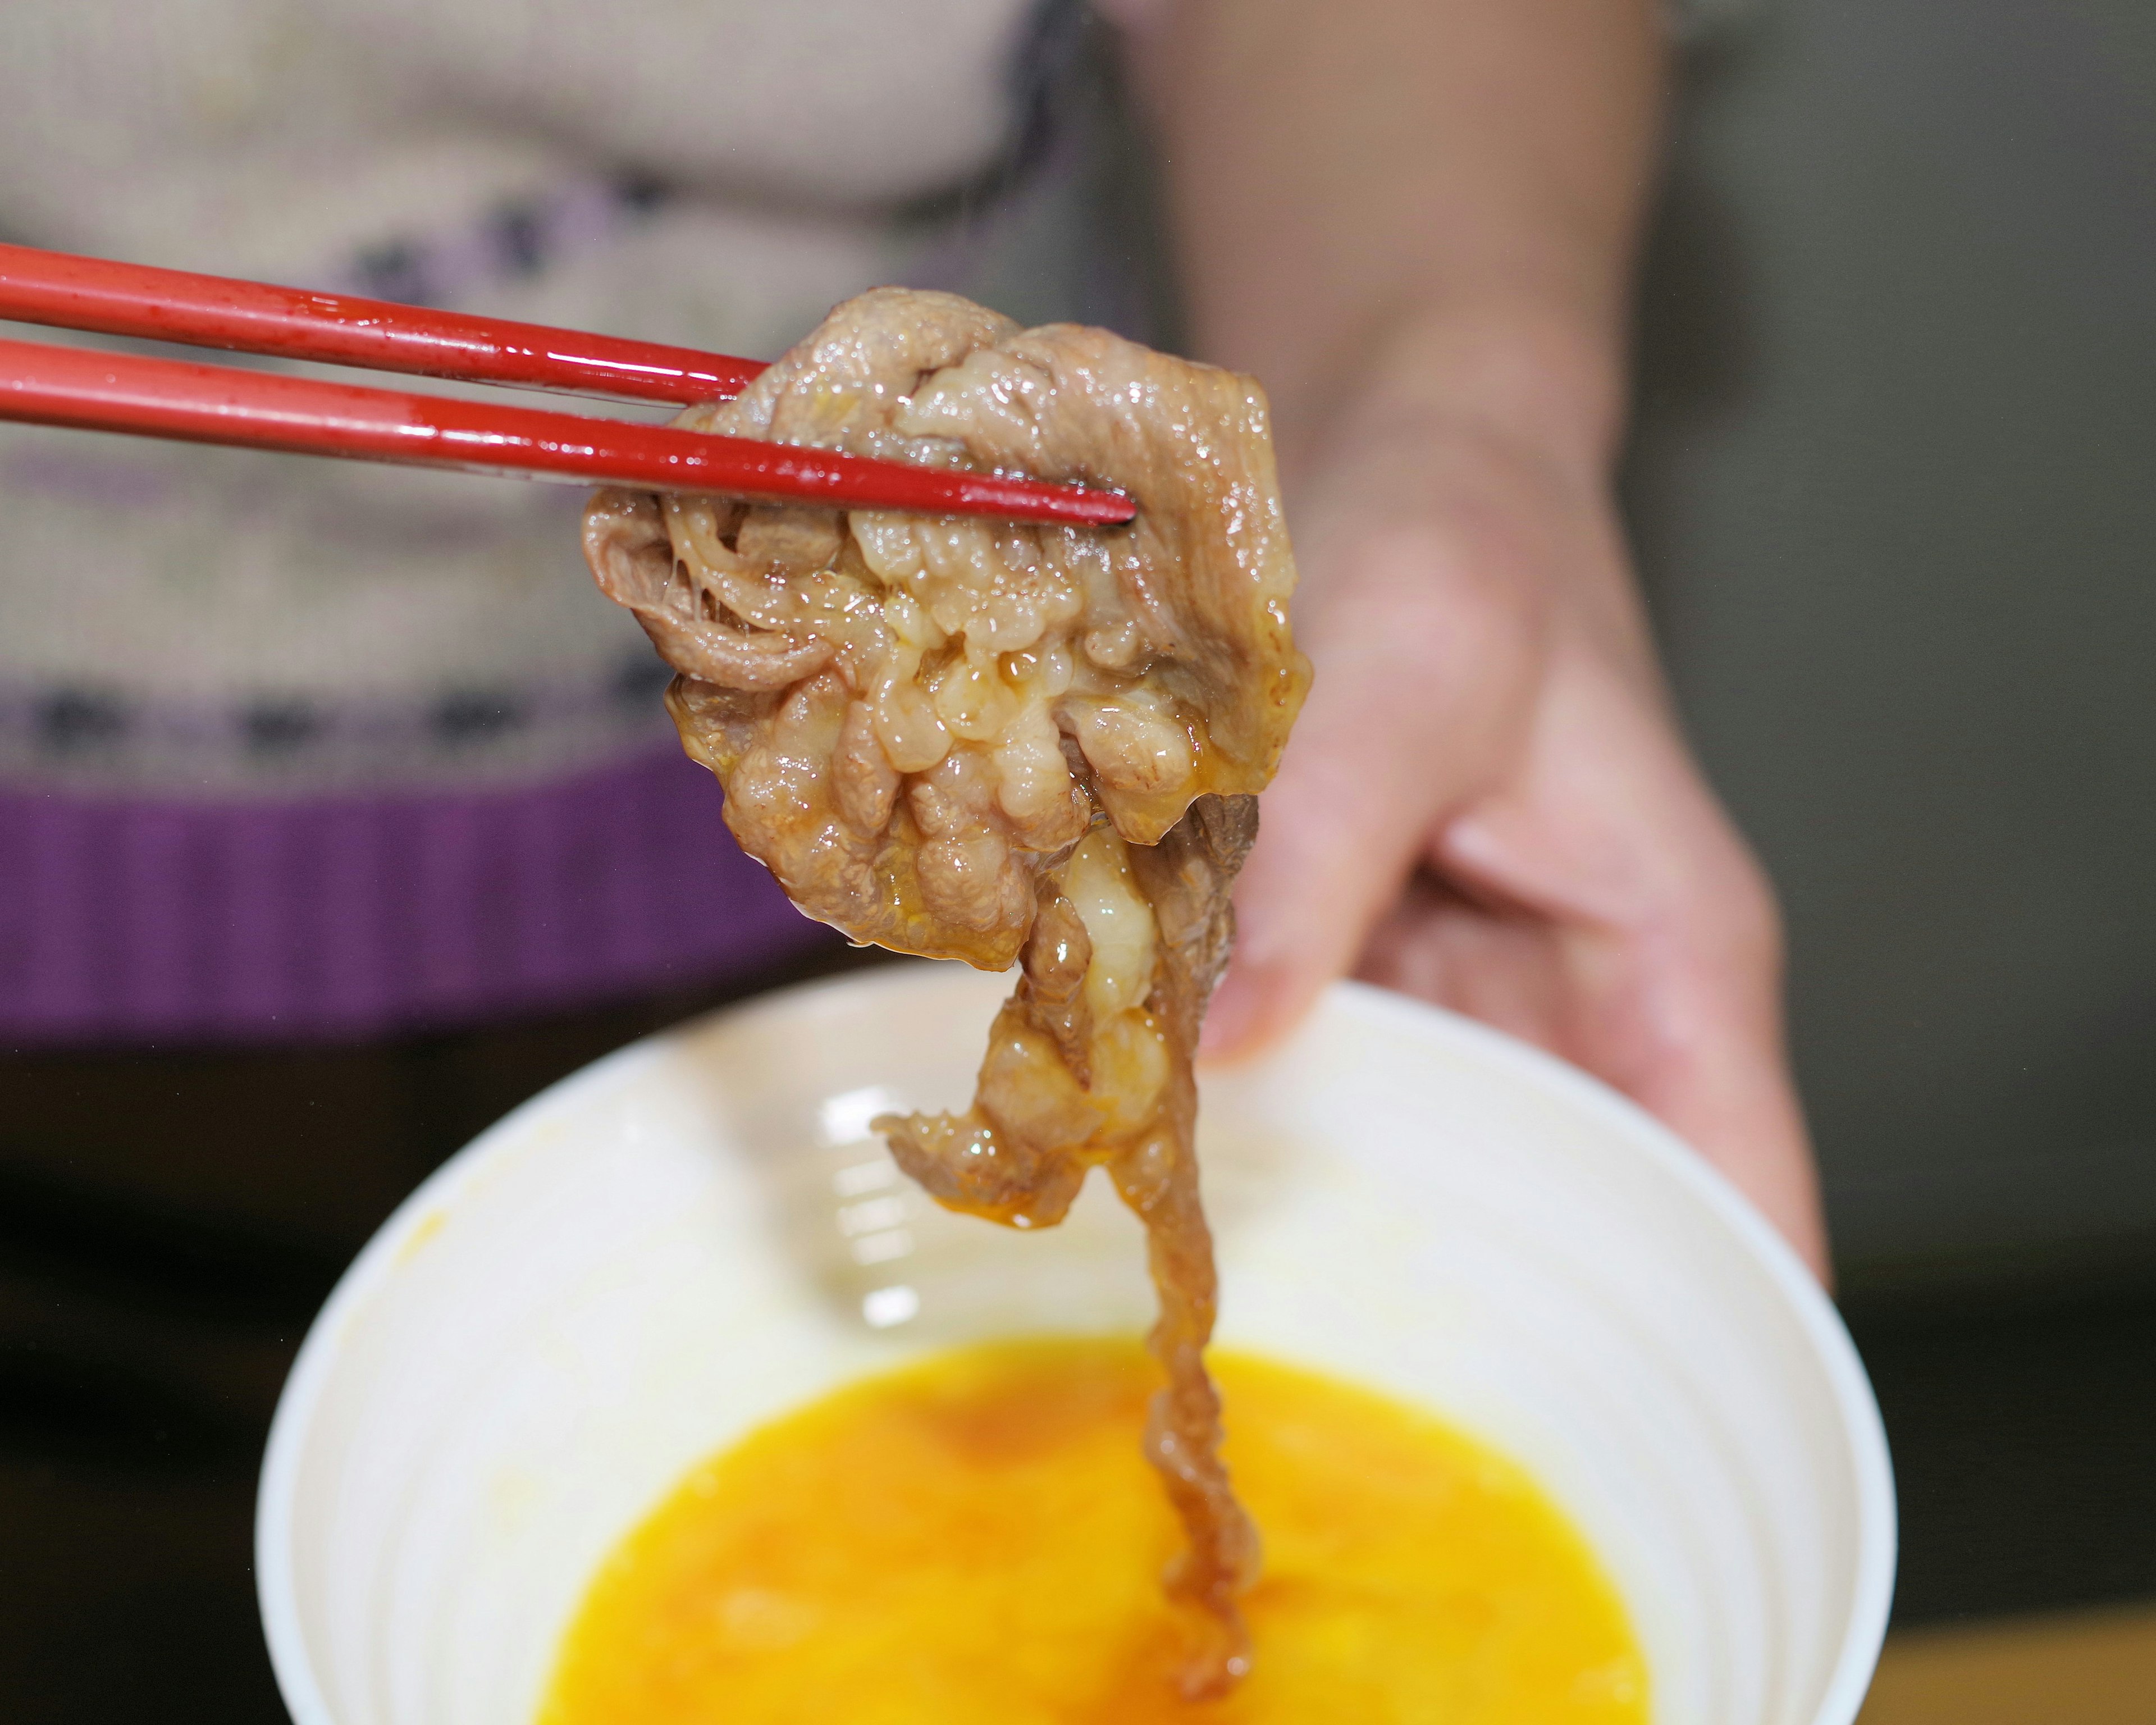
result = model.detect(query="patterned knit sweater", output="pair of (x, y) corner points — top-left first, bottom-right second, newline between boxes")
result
(0, 0), (1141, 1045)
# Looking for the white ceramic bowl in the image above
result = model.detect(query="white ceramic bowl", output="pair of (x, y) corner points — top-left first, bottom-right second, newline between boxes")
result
(258, 964), (1893, 1725)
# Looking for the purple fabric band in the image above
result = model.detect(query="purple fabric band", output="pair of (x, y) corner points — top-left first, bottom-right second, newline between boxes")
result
(0, 747), (832, 1049)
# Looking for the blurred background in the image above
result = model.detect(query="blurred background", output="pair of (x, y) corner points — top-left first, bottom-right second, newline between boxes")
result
(1629, 3), (2156, 1714)
(2, 0), (2153, 1719)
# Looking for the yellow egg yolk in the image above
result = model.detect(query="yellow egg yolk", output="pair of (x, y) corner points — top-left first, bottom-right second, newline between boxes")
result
(538, 1339), (1647, 1725)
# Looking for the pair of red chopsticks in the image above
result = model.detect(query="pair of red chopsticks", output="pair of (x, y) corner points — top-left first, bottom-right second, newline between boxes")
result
(0, 243), (1135, 527)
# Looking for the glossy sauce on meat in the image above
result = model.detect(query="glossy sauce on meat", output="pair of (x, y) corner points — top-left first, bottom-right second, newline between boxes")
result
(583, 288), (1310, 1695)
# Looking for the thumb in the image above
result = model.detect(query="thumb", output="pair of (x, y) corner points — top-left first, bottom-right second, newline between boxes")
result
(1203, 537), (1543, 1058)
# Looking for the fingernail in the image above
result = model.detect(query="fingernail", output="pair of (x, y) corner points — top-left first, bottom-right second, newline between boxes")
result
(1199, 965), (1263, 1060)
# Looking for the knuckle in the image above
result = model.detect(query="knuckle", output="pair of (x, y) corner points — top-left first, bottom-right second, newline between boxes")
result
(1693, 837), (1787, 981)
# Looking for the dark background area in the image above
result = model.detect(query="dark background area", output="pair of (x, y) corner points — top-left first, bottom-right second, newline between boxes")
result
(3, 1), (2154, 1718)
(1629, 0), (2156, 1283)
(0, 943), (877, 1722)
(1621, 0), (2156, 1645)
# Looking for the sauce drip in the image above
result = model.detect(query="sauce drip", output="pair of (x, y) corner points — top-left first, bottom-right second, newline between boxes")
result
(879, 799), (1263, 1691)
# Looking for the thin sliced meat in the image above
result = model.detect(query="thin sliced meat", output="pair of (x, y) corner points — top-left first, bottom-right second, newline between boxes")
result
(582, 286), (1308, 1697)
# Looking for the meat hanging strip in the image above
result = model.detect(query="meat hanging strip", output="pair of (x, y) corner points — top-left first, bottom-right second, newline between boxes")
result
(582, 288), (1309, 1696)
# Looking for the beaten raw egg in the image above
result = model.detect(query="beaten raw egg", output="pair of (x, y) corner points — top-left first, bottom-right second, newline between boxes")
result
(538, 1338), (1646, 1724)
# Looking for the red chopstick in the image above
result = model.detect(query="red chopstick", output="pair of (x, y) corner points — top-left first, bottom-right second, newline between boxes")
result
(0, 241), (763, 405)
(0, 337), (1138, 524)
(0, 244), (1138, 526)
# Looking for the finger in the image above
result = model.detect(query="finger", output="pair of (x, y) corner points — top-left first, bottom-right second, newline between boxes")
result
(1433, 638), (1829, 1275)
(1354, 871), (1578, 1049)
(1204, 514), (1544, 1059)
(1371, 871), (1826, 1277)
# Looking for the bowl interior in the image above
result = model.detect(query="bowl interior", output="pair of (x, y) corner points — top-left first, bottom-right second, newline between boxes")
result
(259, 964), (1893, 1725)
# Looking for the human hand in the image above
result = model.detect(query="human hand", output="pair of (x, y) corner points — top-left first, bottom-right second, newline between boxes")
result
(1203, 345), (1828, 1277)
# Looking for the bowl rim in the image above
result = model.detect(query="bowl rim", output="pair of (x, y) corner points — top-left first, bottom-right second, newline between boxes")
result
(256, 967), (1895, 1725)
